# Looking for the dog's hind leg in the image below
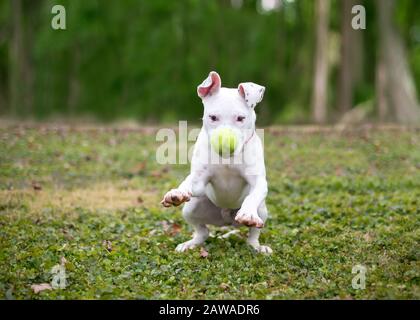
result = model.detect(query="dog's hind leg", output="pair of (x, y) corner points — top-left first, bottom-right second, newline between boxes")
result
(175, 196), (221, 252)
(175, 223), (209, 252)
(247, 202), (272, 254)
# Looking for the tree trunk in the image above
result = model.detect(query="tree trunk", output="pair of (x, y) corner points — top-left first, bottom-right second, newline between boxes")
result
(338, 0), (362, 114)
(67, 45), (81, 116)
(376, 53), (389, 121)
(376, 0), (420, 124)
(23, 0), (35, 115)
(312, 0), (330, 124)
(9, 0), (35, 117)
(9, 0), (24, 116)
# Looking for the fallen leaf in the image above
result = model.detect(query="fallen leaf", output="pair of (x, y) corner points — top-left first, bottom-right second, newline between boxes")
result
(161, 221), (182, 236)
(130, 162), (147, 175)
(32, 181), (42, 191)
(150, 170), (162, 178)
(200, 247), (209, 258)
(61, 228), (73, 240)
(219, 283), (229, 290)
(335, 166), (344, 176)
(31, 283), (52, 294)
(169, 223), (182, 236)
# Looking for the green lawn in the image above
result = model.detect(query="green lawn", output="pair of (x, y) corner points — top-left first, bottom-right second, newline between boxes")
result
(0, 124), (419, 299)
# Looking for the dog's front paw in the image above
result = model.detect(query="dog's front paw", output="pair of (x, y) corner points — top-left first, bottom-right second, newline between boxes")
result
(253, 245), (273, 254)
(175, 240), (198, 252)
(247, 241), (273, 254)
(235, 211), (264, 228)
(161, 189), (191, 207)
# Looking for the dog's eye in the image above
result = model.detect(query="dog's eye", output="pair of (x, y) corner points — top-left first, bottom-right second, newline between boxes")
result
(236, 116), (246, 122)
(209, 115), (218, 122)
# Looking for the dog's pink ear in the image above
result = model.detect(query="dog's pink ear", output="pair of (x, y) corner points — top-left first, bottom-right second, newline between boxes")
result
(197, 71), (221, 98)
(238, 82), (265, 108)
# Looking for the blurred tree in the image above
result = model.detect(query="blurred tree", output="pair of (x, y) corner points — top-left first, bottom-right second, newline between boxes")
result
(338, 0), (364, 114)
(0, 0), (419, 124)
(9, 0), (24, 116)
(376, 0), (420, 123)
(9, 0), (40, 116)
(312, 0), (330, 123)
(0, 1), (9, 113)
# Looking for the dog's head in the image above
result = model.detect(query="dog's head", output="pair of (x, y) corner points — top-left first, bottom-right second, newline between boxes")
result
(197, 71), (265, 157)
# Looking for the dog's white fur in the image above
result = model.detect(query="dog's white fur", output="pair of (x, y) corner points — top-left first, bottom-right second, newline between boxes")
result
(161, 71), (272, 254)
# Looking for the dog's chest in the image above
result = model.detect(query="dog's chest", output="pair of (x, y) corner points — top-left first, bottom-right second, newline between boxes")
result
(206, 165), (249, 209)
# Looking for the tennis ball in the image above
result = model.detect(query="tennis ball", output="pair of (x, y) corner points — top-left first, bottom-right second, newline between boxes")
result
(210, 128), (238, 156)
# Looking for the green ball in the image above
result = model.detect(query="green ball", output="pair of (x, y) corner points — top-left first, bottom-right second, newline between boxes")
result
(210, 128), (238, 156)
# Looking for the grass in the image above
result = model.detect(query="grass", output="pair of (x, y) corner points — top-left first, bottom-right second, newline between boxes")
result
(0, 123), (419, 299)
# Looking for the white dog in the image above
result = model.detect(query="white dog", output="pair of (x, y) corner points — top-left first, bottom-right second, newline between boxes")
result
(161, 71), (272, 254)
